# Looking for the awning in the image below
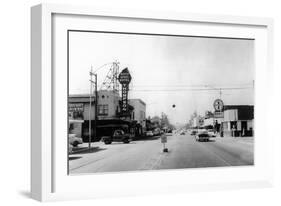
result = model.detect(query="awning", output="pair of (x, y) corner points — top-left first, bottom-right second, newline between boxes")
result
(97, 124), (129, 128)
(69, 119), (84, 123)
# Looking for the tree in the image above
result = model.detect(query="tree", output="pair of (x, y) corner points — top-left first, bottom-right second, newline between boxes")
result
(160, 112), (175, 130)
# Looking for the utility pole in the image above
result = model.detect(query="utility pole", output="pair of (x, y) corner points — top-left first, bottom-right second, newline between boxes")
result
(89, 68), (98, 149)
(94, 73), (98, 145)
(89, 67), (93, 149)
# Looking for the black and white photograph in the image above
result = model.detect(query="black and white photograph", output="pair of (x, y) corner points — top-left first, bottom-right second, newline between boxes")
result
(67, 31), (254, 174)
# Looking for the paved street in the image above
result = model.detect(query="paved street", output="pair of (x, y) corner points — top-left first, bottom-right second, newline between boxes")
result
(69, 133), (253, 174)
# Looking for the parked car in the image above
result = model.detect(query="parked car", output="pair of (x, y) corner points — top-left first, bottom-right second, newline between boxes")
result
(207, 130), (217, 137)
(101, 129), (131, 144)
(190, 130), (197, 135)
(146, 131), (154, 137)
(69, 134), (83, 147)
(153, 128), (161, 136)
(195, 131), (211, 142)
(180, 131), (186, 135)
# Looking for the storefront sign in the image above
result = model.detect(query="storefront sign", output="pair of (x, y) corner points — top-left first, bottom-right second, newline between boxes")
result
(118, 68), (132, 84)
(69, 103), (83, 112)
(213, 99), (224, 112)
(68, 103), (84, 119)
(214, 111), (224, 118)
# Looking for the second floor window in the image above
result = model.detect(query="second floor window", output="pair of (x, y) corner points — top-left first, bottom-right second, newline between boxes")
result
(98, 104), (109, 115)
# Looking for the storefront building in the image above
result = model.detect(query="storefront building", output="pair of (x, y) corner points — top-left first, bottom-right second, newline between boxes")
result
(68, 91), (146, 141)
(221, 105), (254, 137)
(128, 99), (146, 135)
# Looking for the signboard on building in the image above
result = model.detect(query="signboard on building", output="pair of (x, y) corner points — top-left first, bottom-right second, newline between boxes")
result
(118, 68), (132, 84)
(213, 99), (224, 112)
(68, 103), (84, 120)
(214, 111), (224, 118)
(118, 68), (132, 116)
(69, 103), (83, 111)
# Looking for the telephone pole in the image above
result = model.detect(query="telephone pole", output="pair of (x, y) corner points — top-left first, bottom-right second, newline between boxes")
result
(89, 67), (98, 149)
(94, 73), (98, 146)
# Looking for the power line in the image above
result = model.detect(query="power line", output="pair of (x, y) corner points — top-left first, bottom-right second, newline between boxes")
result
(130, 83), (253, 88)
(126, 86), (253, 92)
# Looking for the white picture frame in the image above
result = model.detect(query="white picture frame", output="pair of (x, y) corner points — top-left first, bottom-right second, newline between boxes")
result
(31, 3), (274, 202)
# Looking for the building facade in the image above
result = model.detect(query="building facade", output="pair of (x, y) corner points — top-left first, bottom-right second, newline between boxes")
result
(128, 99), (146, 135)
(69, 90), (121, 121)
(191, 116), (204, 128)
(221, 105), (254, 137)
(68, 91), (146, 141)
(69, 91), (122, 141)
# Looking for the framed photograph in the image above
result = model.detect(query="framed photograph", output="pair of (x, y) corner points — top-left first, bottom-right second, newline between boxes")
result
(31, 3), (274, 201)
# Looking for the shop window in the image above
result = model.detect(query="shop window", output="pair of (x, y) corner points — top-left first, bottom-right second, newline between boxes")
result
(98, 104), (109, 115)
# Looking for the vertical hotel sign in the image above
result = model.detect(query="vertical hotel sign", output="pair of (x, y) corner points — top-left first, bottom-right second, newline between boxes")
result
(118, 68), (132, 116)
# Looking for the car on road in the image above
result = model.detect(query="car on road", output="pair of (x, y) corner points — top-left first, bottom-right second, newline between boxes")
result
(153, 128), (161, 136)
(207, 130), (217, 137)
(69, 134), (83, 147)
(180, 131), (186, 135)
(195, 131), (211, 142)
(101, 129), (131, 144)
(190, 130), (197, 136)
(146, 131), (154, 137)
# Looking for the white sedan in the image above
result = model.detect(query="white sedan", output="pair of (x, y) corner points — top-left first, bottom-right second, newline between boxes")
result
(195, 131), (211, 142)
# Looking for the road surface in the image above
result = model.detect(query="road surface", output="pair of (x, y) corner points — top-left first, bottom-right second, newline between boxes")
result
(68, 133), (254, 174)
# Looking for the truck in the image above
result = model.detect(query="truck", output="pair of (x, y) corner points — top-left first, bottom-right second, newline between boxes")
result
(101, 129), (131, 144)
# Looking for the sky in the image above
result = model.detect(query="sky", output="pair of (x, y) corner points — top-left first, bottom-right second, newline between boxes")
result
(69, 31), (254, 125)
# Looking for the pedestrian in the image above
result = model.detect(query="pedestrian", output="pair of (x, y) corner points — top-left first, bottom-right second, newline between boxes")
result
(232, 125), (236, 137)
(160, 131), (168, 152)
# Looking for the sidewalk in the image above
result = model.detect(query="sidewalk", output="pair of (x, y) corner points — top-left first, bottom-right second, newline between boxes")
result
(215, 133), (253, 139)
(215, 135), (254, 145)
(71, 142), (104, 154)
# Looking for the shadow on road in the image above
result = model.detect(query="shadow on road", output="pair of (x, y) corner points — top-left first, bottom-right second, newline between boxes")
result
(71, 146), (107, 155)
(197, 139), (216, 143)
(68, 156), (82, 161)
(133, 136), (161, 141)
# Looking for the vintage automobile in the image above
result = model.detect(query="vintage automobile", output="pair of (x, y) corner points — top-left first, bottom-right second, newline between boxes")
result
(195, 131), (211, 142)
(190, 130), (197, 136)
(207, 130), (217, 137)
(180, 131), (186, 135)
(145, 130), (154, 137)
(153, 128), (161, 136)
(101, 129), (131, 144)
(68, 134), (83, 147)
